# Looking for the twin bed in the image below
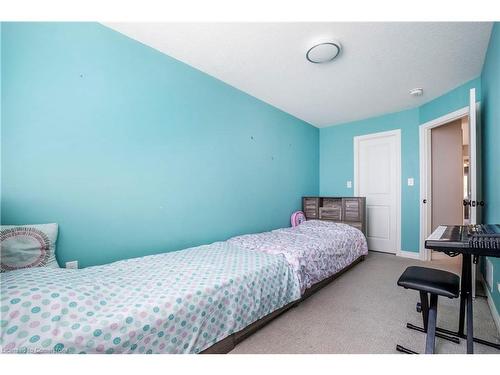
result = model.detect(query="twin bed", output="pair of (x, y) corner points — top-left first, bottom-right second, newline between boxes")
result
(1, 220), (368, 354)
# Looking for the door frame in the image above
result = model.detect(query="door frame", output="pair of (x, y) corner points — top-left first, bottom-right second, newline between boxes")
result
(419, 103), (481, 261)
(354, 129), (402, 256)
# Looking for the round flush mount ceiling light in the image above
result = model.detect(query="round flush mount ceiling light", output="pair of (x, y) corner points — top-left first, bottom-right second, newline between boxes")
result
(306, 41), (342, 64)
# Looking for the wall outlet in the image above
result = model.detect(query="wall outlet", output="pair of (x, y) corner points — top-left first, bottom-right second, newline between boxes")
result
(407, 177), (414, 186)
(346, 180), (352, 188)
(65, 260), (78, 269)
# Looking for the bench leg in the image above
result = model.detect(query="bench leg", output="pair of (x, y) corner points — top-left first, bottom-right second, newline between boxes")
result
(396, 345), (418, 354)
(419, 291), (429, 332)
(425, 294), (438, 354)
(406, 323), (460, 344)
(406, 291), (459, 344)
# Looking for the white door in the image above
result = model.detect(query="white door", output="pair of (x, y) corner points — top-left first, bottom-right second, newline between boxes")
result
(468, 88), (481, 297)
(354, 130), (401, 254)
(468, 88), (481, 224)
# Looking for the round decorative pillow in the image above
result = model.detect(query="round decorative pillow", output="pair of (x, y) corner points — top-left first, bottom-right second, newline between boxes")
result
(0, 223), (59, 272)
(291, 211), (306, 227)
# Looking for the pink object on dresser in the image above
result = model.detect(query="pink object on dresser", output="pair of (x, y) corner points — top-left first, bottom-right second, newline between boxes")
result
(290, 211), (306, 227)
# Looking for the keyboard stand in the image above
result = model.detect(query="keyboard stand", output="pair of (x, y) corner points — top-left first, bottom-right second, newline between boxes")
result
(405, 254), (500, 353)
(423, 224), (500, 353)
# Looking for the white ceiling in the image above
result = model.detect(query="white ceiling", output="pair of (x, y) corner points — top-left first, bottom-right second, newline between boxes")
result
(104, 22), (493, 127)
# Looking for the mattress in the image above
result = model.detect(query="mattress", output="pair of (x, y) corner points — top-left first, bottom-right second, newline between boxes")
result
(0, 242), (300, 354)
(227, 220), (368, 292)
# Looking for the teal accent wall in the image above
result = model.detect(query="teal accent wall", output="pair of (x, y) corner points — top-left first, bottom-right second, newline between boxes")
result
(419, 78), (482, 124)
(0, 22), (319, 268)
(320, 109), (420, 252)
(320, 77), (481, 253)
(481, 22), (500, 314)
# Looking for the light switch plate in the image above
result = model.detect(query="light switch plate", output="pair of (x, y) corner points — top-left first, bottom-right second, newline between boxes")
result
(346, 180), (352, 188)
(407, 178), (414, 186)
(65, 261), (78, 269)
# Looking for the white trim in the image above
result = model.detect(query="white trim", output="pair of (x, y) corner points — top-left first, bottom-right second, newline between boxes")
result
(469, 89), (478, 224)
(418, 104), (480, 261)
(354, 129), (402, 256)
(480, 274), (500, 335)
(419, 106), (470, 131)
(398, 250), (421, 260)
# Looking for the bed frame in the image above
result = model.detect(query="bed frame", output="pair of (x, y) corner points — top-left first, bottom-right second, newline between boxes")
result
(201, 255), (366, 354)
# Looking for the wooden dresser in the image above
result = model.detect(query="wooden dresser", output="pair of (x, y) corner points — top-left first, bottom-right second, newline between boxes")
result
(302, 196), (366, 235)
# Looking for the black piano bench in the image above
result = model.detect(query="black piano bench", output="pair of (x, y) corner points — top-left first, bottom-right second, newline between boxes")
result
(396, 266), (461, 354)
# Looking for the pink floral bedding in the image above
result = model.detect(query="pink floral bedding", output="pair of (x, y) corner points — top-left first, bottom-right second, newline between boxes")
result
(227, 220), (368, 293)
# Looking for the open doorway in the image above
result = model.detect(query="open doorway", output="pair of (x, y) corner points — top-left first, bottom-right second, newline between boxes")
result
(429, 116), (469, 261)
(420, 95), (481, 263)
(420, 89), (481, 297)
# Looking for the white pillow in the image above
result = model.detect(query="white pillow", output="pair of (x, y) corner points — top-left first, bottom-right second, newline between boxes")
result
(0, 223), (59, 272)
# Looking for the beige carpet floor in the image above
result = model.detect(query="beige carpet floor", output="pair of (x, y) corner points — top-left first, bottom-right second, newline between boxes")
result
(229, 251), (500, 354)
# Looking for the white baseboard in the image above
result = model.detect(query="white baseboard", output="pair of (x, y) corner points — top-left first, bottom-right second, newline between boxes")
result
(398, 250), (421, 260)
(480, 275), (500, 335)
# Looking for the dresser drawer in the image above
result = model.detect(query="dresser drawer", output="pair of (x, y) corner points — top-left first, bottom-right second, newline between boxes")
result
(319, 207), (342, 221)
(303, 197), (319, 219)
(322, 198), (342, 208)
(342, 198), (361, 221)
(305, 210), (318, 219)
(303, 197), (319, 207)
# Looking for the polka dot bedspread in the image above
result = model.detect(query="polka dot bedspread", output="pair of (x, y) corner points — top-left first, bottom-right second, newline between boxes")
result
(1, 242), (301, 354)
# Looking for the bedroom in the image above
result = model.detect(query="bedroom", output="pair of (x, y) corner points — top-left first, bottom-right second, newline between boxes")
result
(1, 0), (500, 373)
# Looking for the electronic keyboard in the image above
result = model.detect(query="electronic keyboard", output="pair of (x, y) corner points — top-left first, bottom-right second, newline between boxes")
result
(425, 224), (500, 257)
